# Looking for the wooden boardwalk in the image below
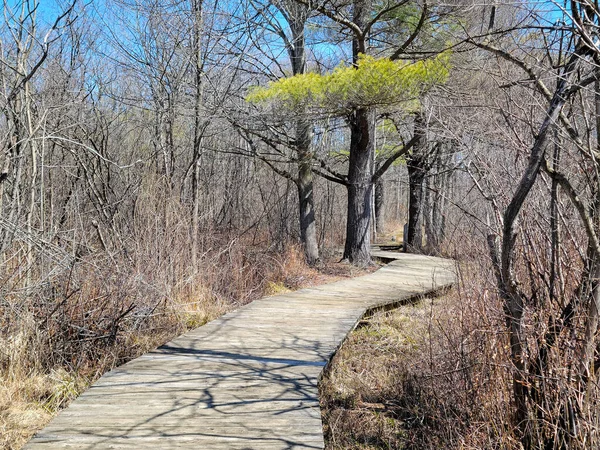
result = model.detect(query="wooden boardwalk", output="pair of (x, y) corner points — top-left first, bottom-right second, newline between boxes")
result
(26, 252), (455, 450)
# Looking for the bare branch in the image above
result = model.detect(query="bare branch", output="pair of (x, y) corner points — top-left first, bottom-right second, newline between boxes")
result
(372, 134), (419, 182)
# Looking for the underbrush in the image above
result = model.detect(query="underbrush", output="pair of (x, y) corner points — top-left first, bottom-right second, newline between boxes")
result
(321, 224), (600, 449)
(320, 270), (518, 449)
(0, 239), (361, 450)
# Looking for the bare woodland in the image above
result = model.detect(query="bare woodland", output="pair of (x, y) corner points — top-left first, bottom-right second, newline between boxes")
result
(2, 0), (600, 448)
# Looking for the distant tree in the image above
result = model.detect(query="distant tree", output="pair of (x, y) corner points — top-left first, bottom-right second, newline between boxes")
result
(249, 36), (448, 264)
(0, 0), (78, 266)
(232, 0), (321, 265)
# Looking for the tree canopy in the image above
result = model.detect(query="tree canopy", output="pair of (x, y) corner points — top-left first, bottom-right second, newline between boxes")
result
(246, 53), (449, 112)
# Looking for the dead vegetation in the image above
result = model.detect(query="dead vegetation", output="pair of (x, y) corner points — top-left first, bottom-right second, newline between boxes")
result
(0, 240), (368, 450)
(320, 268), (518, 450)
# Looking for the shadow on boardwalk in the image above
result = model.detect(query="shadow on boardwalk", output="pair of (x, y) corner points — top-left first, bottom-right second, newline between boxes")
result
(25, 252), (455, 450)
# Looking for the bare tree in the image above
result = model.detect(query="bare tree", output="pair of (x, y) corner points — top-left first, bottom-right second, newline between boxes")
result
(234, 0), (320, 264)
(460, 2), (600, 444)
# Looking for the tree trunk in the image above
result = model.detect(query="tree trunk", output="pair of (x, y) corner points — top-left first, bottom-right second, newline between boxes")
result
(297, 157), (319, 265)
(343, 107), (374, 265)
(424, 145), (448, 254)
(406, 114), (427, 252)
(289, 9), (319, 265)
(407, 162), (425, 252)
(423, 175), (433, 251)
(375, 176), (385, 235)
(342, 0), (373, 265)
(190, 0), (204, 268)
(296, 115), (319, 264)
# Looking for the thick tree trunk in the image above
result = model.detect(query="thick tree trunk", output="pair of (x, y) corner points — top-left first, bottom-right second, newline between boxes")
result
(289, 11), (319, 265)
(405, 113), (427, 252)
(406, 163), (425, 251)
(342, 0), (374, 266)
(343, 107), (374, 265)
(296, 117), (319, 265)
(297, 164), (319, 265)
(423, 176), (433, 250)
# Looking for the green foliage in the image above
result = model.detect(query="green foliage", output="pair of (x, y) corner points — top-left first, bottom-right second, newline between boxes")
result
(377, 118), (398, 135)
(247, 53), (450, 112)
(375, 1), (422, 34)
(376, 143), (407, 165)
(376, 2), (457, 53)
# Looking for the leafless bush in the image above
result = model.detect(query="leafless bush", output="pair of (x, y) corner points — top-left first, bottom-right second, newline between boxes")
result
(322, 224), (600, 449)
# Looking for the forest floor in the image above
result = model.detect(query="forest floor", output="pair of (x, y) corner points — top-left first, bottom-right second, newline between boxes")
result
(320, 290), (458, 449)
(1, 248), (378, 450)
(374, 225), (404, 248)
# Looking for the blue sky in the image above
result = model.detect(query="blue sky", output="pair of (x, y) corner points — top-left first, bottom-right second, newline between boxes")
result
(3, 0), (86, 29)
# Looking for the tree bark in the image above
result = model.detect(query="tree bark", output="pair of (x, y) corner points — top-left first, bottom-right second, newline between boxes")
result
(375, 176), (385, 235)
(407, 161), (425, 251)
(343, 107), (374, 265)
(342, 0), (374, 265)
(423, 144), (448, 254)
(191, 0), (204, 268)
(295, 105), (318, 265)
(406, 113), (426, 252)
(297, 148), (319, 265)
(289, 8), (319, 265)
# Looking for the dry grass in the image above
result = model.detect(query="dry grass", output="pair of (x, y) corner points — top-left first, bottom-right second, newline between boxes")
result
(0, 370), (87, 450)
(0, 241), (372, 450)
(320, 295), (451, 450)
(320, 279), (511, 450)
(374, 222), (404, 247)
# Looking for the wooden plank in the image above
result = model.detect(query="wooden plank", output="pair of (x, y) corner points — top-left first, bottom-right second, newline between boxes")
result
(25, 252), (455, 450)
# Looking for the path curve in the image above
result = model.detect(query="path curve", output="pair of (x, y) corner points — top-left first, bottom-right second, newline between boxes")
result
(26, 252), (455, 449)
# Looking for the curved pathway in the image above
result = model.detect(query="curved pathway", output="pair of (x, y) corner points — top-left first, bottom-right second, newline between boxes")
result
(26, 252), (455, 449)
